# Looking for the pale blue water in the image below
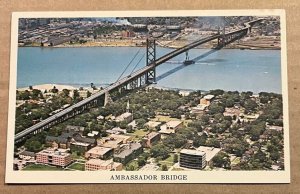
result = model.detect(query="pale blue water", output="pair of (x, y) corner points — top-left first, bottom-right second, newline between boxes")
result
(17, 47), (282, 93)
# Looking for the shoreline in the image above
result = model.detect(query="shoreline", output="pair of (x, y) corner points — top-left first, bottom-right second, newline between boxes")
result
(17, 83), (281, 95)
(19, 39), (281, 50)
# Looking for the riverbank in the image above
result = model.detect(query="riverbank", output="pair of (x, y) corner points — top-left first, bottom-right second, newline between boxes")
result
(19, 37), (281, 50)
(18, 84), (76, 91)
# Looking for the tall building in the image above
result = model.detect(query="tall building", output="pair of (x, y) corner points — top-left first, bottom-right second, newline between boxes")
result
(36, 148), (72, 167)
(179, 149), (206, 170)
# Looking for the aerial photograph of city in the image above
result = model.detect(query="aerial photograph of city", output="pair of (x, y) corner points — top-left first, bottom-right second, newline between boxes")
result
(12, 14), (285, 174)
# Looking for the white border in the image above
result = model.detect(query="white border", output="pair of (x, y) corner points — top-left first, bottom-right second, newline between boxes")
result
(5, 10), (290, 184)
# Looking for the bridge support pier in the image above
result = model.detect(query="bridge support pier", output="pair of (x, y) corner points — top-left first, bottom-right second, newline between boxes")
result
(104, 91), (112, 106)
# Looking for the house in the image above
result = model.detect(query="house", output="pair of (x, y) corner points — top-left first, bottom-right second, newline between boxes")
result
(159, 120), (183, 137)
(142, 132), (161, 148)
(199, 95), (215, 106)
(113, 143), (143, 164)
(85, 146), (113, 159)
(115, 112), (133, 123)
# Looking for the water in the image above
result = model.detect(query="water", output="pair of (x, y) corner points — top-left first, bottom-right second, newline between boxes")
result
(17, 47), (282, 94)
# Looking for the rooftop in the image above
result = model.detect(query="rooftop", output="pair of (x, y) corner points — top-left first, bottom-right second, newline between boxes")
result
(86, 146), (113, 156)
(166, 120), (182, 128)
(203, 95), (215, 100)
(180, 149), (206, 156)
(114, 143), (142, 158)
(37, 148), (70, 157)
(145, 132), (160, 139)
(197, 146), (221, 162)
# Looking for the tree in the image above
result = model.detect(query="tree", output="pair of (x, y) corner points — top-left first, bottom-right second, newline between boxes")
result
(161, 164), (168, 171)
(193, 135), (207, 147)
(208, 103), (225, 115)
(51, 86), (58, 93)
(150, 143), (169, 160)
(206, 138), (221, 148)
(73, 90), (79, 100)
(212, 151), (231, 169)
(62, 89), (70, 97)
(137, 157), (146, 167)
(173, 154), (178, 163)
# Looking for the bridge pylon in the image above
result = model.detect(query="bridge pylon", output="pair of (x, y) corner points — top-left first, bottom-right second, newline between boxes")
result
(146, 38), (156, 84)
(104, 91), (113, 106)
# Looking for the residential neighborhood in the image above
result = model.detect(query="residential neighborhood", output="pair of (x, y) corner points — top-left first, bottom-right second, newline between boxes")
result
(14, 86), (284, 172)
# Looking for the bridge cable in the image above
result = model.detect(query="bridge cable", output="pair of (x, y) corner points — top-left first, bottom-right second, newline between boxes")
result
(115, 48), (141, 82)
(130, 53), (145, 74)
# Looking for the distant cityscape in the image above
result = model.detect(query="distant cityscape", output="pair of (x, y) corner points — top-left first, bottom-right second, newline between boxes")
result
(18, 16), (281, 49)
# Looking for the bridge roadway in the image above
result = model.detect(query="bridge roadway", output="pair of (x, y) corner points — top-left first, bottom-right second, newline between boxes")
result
(14, 19), (262, 142)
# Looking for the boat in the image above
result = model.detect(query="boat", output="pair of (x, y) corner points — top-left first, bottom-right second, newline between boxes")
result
(183, 60), (195, 65)
(183, 51), (195, 65)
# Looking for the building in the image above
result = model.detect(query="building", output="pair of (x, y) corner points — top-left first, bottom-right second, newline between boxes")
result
(45, 136), (69, 149)
(19, 151), (36, 160)
(65, 125), (85, 133)
(145, 121), (161, 129)
(179, 149), (206, 170)
(85, 146), (113, 159)
(36, 148), (72, 167)
(114, 143), (143, 164)
(106, 127), (127, 134)
(197, 146), (221, 166)
(159, 120), (183, 136)
(70, 135), (96, 155)
(115, 112), (133, 123)
(142, 132), (161, 148)
(85, 159), (123, 171)
(78, 90), (89, 99)
(199, 95), (215, 106)
(121, 30), (135, 38)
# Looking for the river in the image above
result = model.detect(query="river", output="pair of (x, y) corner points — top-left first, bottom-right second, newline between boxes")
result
(17, 47), (282, 94)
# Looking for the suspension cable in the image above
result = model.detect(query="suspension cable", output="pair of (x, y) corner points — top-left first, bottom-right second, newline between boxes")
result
(130, 53), (145, 74)
(115, 48), (141, 81)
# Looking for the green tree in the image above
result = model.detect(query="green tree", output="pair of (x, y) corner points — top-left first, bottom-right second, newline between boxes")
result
(173, 154), (178, 163)
(150, 143), (169, 160)
(161, 164), (168, 171)
(212, 151), (231, 169)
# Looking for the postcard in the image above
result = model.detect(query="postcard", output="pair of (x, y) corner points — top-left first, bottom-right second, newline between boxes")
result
(5, 10), (290, 183)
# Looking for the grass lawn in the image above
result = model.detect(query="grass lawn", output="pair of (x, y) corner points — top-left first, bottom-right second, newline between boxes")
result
(125, 160), (139, 171)
(131, 129), (148, 141)
(231, 157), (241, 165)
(68, 162), (85, 171)
(23, 164), (64, 171)
(153, 115), (180, 122)
(158, 154), (175, 170)
(71, 152), (85, 160)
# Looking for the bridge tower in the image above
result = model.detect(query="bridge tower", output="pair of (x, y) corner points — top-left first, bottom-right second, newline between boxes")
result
(146, 38), (156, 84)
(217, 16), (226, 48)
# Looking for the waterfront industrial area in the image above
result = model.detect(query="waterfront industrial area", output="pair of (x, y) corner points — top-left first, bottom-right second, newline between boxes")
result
(18, 16), (280, 49)
(13, 16), (284, 172)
